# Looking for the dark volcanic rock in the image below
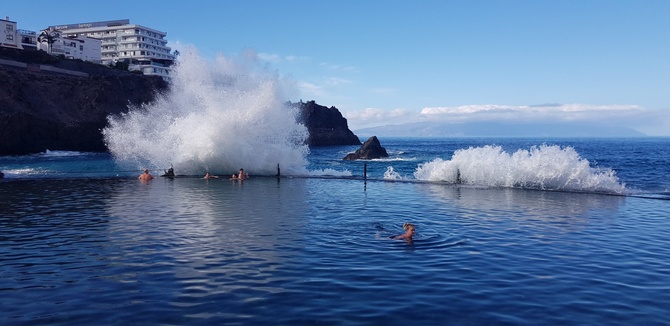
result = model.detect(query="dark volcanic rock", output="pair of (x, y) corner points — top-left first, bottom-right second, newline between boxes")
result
(343, 136), (388, 160)
(296, 100), (361, 147)
(0, 65), (167, 155)
(0, 51), (361, 155)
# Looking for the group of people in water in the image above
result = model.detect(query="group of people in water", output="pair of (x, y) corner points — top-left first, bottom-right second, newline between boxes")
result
(202, 168), (249, 180)
(138, 168), (249, 181)
(139, 167), (414, 242)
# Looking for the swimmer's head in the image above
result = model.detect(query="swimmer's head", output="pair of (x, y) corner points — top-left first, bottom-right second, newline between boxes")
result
(403, 223), (416, 237)
(143, 169), (149, 173)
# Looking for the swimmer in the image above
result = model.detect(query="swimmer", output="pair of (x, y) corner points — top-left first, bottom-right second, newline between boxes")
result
(393, 223), (415, 241)
(162, 167), (175, 177)
(203, 172), (219, 179)
(232, 168), (249, 180)
(239, 168), (249, 180)
(138, 169), (154, 181)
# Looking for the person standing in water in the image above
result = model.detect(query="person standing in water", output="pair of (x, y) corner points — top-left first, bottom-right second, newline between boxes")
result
(393, 223), (415, 241)
(138, 169), (154, 181)
(232, 168), (249, 180)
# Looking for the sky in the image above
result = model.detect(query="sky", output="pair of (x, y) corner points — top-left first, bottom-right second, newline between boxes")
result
(4, 0), (670, 135)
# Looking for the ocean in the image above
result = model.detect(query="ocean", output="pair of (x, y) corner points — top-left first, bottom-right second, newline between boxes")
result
(2, 50), (670, 325)
(1, 137), (669, 325)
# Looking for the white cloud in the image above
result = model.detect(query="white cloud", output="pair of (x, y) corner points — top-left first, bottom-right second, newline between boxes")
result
(298, 81), (326, 97)
(343, 107), (418, 129)
(295, 77), (353, 103)
(257, 52), (309, 64)
(420, 103), (646, 122)
(318, 62), (359, 73)
(325, 77), (353, 86)
(257, 52), (281, 63)
(341, 103), (670, 135)
(285, 55), (309, 62)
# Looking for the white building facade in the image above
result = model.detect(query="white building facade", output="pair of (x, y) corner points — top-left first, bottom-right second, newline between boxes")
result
(1, 16), (22, 49)
(46, 19), (175, 78)
(18, 29), (37, 51)
(37, 33), (102, 64)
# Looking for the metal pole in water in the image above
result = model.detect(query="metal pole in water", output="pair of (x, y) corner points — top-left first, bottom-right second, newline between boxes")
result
(276, 164), (281, 177)
(364, 163), (367, 181)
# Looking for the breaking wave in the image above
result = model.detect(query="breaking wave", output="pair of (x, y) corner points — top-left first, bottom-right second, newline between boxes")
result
(102, 47), (309, 176)
(386, 145), (626, 194)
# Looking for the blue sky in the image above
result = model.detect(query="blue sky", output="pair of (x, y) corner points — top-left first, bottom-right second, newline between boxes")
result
(5, 0), (670, 135)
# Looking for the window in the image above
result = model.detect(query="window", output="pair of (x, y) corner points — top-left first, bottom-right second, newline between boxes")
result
(80, 45), (83, 51)
(6, 34), (13, 41)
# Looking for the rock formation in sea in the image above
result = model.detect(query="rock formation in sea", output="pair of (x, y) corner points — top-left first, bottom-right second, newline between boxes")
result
(295, 100), (362, 147)
(343, 136), (388, 160)
(0, 50), (361, 155)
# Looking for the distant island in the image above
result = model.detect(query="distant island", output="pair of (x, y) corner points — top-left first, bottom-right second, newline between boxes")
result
(355, 121), (646, 138)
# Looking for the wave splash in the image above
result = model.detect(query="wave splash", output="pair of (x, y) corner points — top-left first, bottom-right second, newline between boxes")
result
(102, 47), (309, 176)
(389, 145), (626, 194)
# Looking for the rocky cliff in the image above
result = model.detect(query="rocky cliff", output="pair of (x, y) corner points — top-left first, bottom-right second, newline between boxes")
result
(0, 66), (169, 155)
(0, 56), (360, 155)
(295, 100), (361, 147)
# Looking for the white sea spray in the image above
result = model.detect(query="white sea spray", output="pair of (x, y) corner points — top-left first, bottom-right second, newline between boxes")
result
(102, 47), (310, 176)
(413, 144), (626, 194)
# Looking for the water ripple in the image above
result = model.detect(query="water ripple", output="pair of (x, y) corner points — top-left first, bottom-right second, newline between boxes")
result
(1, 178), (669, 325)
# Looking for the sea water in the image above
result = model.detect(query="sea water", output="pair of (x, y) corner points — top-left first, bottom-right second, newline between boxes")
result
(1, 49), (670, 325)
(1, 162), (669, 325)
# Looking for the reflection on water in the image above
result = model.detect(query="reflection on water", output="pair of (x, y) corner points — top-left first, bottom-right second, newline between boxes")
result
(1, 177), (669, 325)
(421, 183), (624, 233)
(103, 177), (313, 310)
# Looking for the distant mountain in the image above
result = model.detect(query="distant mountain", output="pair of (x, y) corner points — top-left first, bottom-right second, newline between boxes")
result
(354, 121), (646, 138)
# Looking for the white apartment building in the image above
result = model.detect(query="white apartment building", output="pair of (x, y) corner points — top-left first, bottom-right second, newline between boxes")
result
(1, 16), (22, 49)
(18, 29), (37, 51)
(45, 19), (176, 78)
(37, 33), (102, 64)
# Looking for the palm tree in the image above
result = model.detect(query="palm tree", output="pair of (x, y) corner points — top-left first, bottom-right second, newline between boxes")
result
(37, 30), (59, 54)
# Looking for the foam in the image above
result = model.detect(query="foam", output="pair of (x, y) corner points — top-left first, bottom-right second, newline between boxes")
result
(408, 144), (626, 194)
(102, 47), (310, 176)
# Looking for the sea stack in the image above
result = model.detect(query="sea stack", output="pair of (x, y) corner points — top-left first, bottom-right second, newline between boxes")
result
(343, 136), (389, 160)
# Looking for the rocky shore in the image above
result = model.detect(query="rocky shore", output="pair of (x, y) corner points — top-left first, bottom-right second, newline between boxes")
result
(0, 52), (361, 155)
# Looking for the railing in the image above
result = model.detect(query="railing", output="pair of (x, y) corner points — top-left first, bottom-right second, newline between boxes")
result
(17, 29), (36, 35)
